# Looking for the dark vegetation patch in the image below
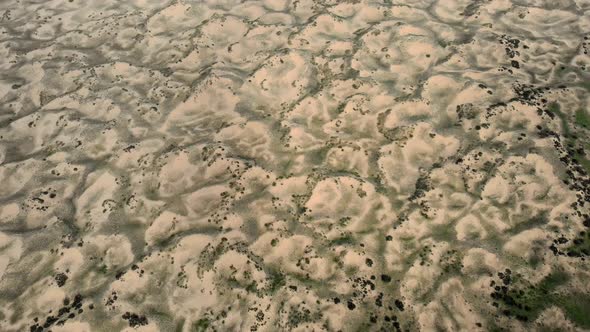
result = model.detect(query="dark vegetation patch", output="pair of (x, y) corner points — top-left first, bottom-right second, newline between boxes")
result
(193, 318), (210, 332)
(54, 273), (68, 287)
(500, 35), (521, 59)
(122, 312), (148, 327)
(29, 294), (84, 331)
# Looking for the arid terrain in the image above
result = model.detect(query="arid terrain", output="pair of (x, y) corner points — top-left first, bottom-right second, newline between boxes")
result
(1, 0), (590, 331)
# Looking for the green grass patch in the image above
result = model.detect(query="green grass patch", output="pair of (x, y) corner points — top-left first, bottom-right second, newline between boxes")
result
(494, 270), (570, 322)
(575, 109), (590, 128)
(560, 294), (590, 329)
(550, 102), (590, 173)
(494, 270), (590, 329)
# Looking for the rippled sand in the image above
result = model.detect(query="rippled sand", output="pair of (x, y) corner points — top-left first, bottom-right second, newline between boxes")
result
(1, 0), (590, 331)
